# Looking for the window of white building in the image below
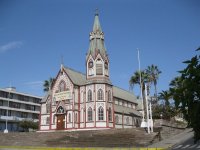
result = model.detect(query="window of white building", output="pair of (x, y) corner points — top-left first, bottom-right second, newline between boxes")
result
(98, 106), (104, 121)
(108, 107), (112, 121)
(115, 116), (119, 124)
(46, 117), (50, 124)
(96, 59), (103, 75)
(88, 107), (93, 121)
(68, 113), (71, 123)
(88, 90), (92, 102)
(97, 89), (104, 101)
(108, 90), (111, 102)
(126, 117), (129, 125)
(59, 81), (66, 92)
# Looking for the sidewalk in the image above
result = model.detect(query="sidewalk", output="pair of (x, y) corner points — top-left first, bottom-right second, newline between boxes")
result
(148, 128), (193, 149)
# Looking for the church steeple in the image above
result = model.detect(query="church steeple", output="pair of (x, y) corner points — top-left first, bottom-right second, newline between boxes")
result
(86, 12), (111, 84)
(87, 11), (107, 60)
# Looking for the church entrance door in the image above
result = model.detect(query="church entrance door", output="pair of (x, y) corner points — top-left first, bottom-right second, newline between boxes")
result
(57, 114), (65, 130)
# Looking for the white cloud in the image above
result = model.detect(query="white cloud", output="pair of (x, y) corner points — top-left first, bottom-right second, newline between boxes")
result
(24, 81), (43, 86)
(0, 41), (23, 53)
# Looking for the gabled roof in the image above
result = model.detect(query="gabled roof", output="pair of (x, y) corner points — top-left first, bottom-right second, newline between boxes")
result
(113, 86), (138, 104)
(63, 67), (86, 86)
(115, 105), (142, 117)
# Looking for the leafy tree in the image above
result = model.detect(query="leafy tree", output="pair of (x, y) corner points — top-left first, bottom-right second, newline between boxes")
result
(170, 48), (200, 143)
(155, 90), (177, 120)
(43, 77), (54, 92)
(19, 120), (39, 132)
(146, 64), (162, 104)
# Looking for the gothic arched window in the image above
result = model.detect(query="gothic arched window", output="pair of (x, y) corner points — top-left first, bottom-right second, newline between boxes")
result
(98, 106), (104, 121)
(105, 62), (108, 69)
(108, 107), (112, 121)
(57, 106), (64, 114)
(96, 59), (103, 75)
(108, 90), (111, 102)
(88, 60), (93, 68)
(97, 89), (104, 101)
(59, 81), (66, 92)
(88, 107), (93, 121)
(115, 116), (119, 124)
(68, 113), (71, 122)
(88, 90), (92, 102)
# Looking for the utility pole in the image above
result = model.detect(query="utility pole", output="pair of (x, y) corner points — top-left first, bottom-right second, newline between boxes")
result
(137, 49), (145, 128)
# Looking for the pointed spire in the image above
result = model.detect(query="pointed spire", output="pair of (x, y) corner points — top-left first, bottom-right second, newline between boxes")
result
(93, 9), (102, 32)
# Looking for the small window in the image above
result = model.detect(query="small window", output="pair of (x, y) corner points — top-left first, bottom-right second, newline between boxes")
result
(68, 113), (71, 122)
(57, 106), (64, 114)
(75, 113), (78, 122)
(88, 107), (93, 121)
(96, 64), (103, 75)
(108, 108), (112, 121)
(88, 90), (92, 102)
(115, 116), (119, 124)
(88, 60), (93, 68)
(98, 106), (104, 121)
(105, 62), (108, 69)
(97, 89), (104, 101)
(126, 117), (129, 125)
(53, 115), (56, 124)
(46, 117), (50, 124)
(108, 91), (111, 102)
(59, 81), (66, 92)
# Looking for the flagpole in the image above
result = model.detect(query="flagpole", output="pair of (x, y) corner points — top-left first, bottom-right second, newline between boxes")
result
(137, 49), (144, 122)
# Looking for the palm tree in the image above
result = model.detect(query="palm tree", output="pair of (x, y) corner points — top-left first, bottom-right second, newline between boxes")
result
(129, 70), (149, 116)
(159, 90), (171, 106)
(146, 64), (162, 103)
(158, 90), (177, 120)
(43, 77), (54, 92)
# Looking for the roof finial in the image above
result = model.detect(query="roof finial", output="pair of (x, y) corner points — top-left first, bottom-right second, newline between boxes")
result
(95, 8), (99, 16)
(60, 54), (64, 71)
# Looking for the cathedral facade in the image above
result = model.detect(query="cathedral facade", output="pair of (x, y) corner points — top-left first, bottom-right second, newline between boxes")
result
(39, 13), (141, 131)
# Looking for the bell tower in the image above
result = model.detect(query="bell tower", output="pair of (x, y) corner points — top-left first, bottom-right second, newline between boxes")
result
(86, 11), (111, 85)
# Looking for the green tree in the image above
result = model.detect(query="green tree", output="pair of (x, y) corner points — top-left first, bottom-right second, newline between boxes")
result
(19, 120), (39, 132)
(43, 77), (54, 92)
(157, 90), (177, 120)
(129, 70), (149, 116)
(146, 64), (162, 104)
(170, 48), (200, 143)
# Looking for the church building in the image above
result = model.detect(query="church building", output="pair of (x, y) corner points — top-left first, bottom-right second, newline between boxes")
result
(39, 13), (142, 131)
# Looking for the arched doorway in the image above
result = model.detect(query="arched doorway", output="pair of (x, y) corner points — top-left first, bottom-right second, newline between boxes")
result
(56, 106), (65, 130)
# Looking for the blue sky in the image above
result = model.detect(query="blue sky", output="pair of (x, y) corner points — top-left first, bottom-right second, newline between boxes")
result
(0, 0), (200, 97)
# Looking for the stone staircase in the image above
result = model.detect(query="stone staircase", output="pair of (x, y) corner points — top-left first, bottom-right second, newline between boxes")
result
(0, 128), (159, 147)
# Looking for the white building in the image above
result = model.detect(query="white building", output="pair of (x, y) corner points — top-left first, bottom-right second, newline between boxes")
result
(0, 87), (42, 132)
(40, 12), (142, 131)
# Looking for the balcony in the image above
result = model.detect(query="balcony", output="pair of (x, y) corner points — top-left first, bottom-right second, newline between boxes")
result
(0, 115), (39, 122)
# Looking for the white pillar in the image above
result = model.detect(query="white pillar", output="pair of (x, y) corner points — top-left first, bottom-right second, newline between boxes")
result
(149, 100), (153, 132)
(145, 84), (150, 134)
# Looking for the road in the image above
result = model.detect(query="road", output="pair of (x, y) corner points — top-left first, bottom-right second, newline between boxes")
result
(172, 136), (200, 149)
